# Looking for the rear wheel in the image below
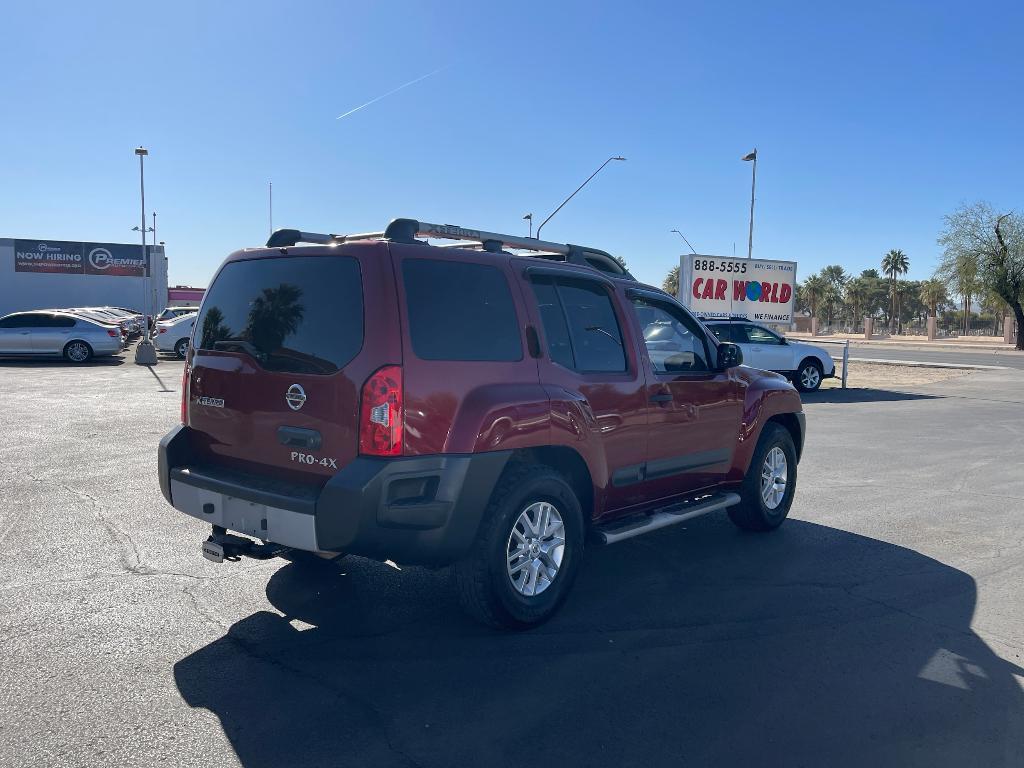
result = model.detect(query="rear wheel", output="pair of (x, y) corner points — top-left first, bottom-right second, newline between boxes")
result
(454, 464), (584, 629)
(795, 359), (823, 392)
(174, 338), (189, 359)
(729, 423), (797, 531)
(63, 341), (93, 364)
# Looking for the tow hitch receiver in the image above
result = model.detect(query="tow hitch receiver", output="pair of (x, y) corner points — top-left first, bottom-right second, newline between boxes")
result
(203, 526), (291, 563)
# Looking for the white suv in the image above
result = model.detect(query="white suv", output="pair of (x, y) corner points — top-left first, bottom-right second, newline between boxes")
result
(705, 320), (835, 391)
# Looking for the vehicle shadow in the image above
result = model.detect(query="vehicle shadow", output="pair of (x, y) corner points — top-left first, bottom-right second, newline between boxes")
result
(0, 356), (126, 368)
(803, 387), (941, 403)
(174, 518), (1024, 768)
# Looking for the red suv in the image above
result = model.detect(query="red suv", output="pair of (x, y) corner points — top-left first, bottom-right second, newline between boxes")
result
(159, 218), (805, 628)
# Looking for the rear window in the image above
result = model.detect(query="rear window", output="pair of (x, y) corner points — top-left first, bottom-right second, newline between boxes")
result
(402, 259), (522, 362)
(195, 255), (363, 375)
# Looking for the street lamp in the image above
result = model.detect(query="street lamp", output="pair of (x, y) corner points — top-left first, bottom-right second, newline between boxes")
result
(134, 146), (158, 365)
(523, 213), (533, 238)
(535, 155), (625, 240)
(670, 228), (697, 255)
(741, 148), (757, 259)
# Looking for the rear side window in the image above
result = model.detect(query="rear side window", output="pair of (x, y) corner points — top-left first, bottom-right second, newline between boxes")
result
(530, 277), (626, 373)
(195, 255), (363, 375)
(707, 323), (734, 343)
(402, 259), (522, 362)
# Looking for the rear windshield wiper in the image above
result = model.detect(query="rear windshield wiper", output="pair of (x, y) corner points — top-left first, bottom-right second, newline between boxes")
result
(212, 340), (264, 360)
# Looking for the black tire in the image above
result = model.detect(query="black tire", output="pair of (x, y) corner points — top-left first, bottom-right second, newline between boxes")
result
(63, 340), (93, 364)
(453, 464), (584, 629)
(174, 338), (189, 359)
(795, 358), (823, 392)
(728, 422), (797, 532)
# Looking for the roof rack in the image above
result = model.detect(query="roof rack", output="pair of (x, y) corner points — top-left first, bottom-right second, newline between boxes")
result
(266, 217), (633, 279)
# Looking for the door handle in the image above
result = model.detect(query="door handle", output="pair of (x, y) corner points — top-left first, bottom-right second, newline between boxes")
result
(277, 426), (322, 450)
(649, 393), (673, 403)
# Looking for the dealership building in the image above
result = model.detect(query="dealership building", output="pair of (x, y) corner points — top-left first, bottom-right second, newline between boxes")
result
(0, 237), (168, 316)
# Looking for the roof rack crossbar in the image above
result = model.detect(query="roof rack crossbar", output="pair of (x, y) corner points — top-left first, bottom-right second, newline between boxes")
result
(265, 218), (633, 278)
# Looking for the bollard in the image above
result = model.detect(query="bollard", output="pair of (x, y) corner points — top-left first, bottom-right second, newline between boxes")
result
(927, 316), (936, 341)
(1005, 317), (1014, 345)
(864, 316), (873, 340)
(811, 317), (819, 337)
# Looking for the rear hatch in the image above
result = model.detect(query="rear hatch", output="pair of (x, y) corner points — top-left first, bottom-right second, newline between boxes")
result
(185, 242), (399, 484)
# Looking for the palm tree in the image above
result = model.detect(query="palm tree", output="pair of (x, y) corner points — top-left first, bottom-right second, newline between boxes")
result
(246, 283), (305, 353)
(918, 279), (947, 318)
(845, 278), (868, 330)
(881, 249), (910, 333)
(802, 274), (827, 322)
(662, 266), (680, 296)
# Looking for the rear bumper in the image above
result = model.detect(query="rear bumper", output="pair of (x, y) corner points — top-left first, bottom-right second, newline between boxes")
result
(158, 425), (511, 566)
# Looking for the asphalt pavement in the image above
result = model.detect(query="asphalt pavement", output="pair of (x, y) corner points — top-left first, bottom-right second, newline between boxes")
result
(1, 352), (1023, 767)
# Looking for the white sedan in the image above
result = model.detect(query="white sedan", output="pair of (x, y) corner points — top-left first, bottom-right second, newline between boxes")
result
(155, 313), (196, 359)
(705, 319), (835, 392)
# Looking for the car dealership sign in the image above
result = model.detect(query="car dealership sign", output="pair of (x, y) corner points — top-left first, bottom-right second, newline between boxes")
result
(678, 254), (797, 323)
(14, 239), (149, 277)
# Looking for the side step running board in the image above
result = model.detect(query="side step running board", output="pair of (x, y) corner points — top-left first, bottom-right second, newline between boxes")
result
(594, 492), (741, 545)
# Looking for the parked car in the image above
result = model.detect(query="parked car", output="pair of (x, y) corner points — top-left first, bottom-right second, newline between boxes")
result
(61, 308), (132, 340)
(157, 307), (198, 322)
(0, 311), (124, 362)
(159, 218), (805, 628)
(155, 312), (196, 358)
(704, 318), (836, 392)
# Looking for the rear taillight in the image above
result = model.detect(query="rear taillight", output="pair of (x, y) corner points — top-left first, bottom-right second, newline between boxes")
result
(107, 329), (119, 337)
(180, 363), (190, 425)
(159, 327), (167, 333)
(359, 365), (403, 456)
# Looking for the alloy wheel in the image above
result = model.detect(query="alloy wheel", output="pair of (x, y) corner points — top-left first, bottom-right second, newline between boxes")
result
(506, 501), (566, 597)
(761, 446), (788, 510)
(800, 365), (820, 390)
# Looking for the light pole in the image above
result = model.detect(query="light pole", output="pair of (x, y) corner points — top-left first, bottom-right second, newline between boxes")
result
(134, 146), (158, 365)
(535, 155), (625, 240)
(523, 213), (533, 237)
(670, 228), (697, 255)
(742, 148), (757, 259)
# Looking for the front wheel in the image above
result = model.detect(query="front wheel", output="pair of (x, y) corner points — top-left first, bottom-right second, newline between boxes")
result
(453, 465), (584, 629)
(729, 423), (797, 531)
(795, 359), (823, 392)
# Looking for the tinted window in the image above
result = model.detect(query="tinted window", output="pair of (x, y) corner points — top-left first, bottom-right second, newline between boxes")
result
(707, 323), (735, 343)
(631, 297), (710, 373)
(556, 279), (626, 373)
(529, 278), (575, 369)
(742, 324), (783, 344)
(51, 316), (76, 328)
(195, 255), (363, 375)
(1, 313), (48, 328)
(403, 259), (522, 362)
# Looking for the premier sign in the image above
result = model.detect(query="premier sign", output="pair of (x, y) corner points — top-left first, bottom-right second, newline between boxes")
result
(14, 239), (149, 277)
(679, 254), (797, 324)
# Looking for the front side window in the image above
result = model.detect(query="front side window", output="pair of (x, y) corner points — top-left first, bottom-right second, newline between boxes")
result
(195, 255), (363, 375)
(631, 296), (711, 373)
(707, 323), (735, 343)
(402, 259), (522, 362)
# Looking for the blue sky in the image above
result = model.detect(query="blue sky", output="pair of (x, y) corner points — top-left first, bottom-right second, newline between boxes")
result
(1, 0), (1021, 288)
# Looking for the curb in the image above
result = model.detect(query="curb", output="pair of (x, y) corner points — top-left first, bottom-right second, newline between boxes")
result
(844, 357), (1008, 371)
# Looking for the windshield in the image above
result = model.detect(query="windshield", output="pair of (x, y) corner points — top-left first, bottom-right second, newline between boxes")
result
(195, 255), (363, 375)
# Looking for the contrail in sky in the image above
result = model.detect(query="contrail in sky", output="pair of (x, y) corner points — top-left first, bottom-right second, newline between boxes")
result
(336, 65), (449, 120)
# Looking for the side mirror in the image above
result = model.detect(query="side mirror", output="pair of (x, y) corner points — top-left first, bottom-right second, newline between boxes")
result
(717, 342), (743, 370)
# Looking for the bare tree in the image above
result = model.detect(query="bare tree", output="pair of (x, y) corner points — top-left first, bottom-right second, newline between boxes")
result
(939, 203), (1023, 349)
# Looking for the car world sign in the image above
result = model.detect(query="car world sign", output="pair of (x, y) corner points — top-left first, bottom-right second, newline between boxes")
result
(15, 240), (149, 277)
(678, 254), (797, 323)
